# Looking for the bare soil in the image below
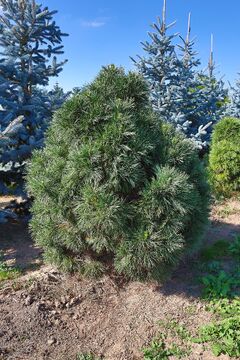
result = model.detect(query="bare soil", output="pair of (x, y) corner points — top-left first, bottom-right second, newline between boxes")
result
(0, 197), (239, 360)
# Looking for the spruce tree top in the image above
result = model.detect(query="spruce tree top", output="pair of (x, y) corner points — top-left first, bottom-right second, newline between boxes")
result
(131, 0), (180, 122)
(0, 0), (67, 92)
(132, 1), (227, 150)
(175, 13), (202, 135)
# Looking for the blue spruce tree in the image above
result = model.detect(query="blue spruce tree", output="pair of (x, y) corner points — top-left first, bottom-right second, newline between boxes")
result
(132, 1), (227, 150)
(131, 0), (181, 123)
(195, 36), (228, 147)
(33, 83), (70, 123)
(0, 0), (68, 222)
(0, 0), (68, 192)
(47, 83), (70, 114)
(176, 29), (225, 149)
(225, 75), (240, 118)
(174, 13), (206, 145)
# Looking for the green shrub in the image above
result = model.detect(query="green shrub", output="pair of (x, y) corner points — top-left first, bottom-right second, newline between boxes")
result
(27, 65), (209, 280)
(209, 117), (240, 196)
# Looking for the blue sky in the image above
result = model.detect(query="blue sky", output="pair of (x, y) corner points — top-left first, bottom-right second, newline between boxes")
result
(44, 0), (240, 91)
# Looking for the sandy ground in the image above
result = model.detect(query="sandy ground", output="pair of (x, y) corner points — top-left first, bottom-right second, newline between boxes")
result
(0, 197), (239, 360)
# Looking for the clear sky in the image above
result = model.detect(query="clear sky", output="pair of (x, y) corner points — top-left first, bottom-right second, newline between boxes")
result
(44, 0), (240, 91)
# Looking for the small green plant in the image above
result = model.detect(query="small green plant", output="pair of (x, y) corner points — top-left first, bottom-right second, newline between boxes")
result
(194, 315), (240, 357)
(0, 253), (21, 281)
(229, 235), (240, 258)
(201, 270), (240, 299)
(195, 240), (240, 358)
(144, 234), (240, 359)
(201, 260), (221, 273)
(161, 320), (191, 341)
(194, 285), (240, 357)
(143, 338), (171, 360)
(143, 335), (186, 360)
(209, 298), (240, 317)
(76, 353), (100, 360)
(171, 324), (191, 341)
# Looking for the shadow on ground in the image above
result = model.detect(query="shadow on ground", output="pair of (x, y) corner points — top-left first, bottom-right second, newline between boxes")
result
(0, 222), (42, 271)
(0, 196), (240, 298)
(0, 217), (239, 298)
(160, 219), (240, 298)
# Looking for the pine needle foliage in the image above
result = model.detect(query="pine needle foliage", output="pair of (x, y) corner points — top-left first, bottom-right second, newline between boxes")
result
(27, 65), (209, 280)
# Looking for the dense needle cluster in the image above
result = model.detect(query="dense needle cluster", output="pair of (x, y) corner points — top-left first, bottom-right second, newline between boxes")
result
(27, 66), (209, 280)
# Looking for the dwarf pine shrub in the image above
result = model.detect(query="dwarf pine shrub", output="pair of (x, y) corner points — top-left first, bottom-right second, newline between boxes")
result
(209, 117), (240, 197)
(27, 65), (209, 280)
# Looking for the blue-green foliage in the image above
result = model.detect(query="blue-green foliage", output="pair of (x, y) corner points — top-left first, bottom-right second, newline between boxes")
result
(225, 76), (240, 118)
(175, 16), (205, 148)
(195, 71), (227, 146)
(132, 1), (227, 150)
(0, 0), (68, 195)
(131, 4), (181, 125)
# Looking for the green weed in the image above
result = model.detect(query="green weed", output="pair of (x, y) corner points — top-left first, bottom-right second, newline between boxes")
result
(209, 298), (240, 317)
(143, 335), (187, 360)
(201, 270), (240, 299)
(193, 314), (240, 357)
(162, 320), (191, 341)
(0, 253), (21, 281)
(76, 354), (100, 360)
(193, 297), (240, 357)
(196, 245), (240, 358)
(229, 236), (240, 258)
(144, 235), (240, 359)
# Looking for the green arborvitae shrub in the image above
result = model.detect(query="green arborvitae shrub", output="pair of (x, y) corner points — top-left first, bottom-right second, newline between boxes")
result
(27, 65), (209, 280)
(209, 117), (240, 197)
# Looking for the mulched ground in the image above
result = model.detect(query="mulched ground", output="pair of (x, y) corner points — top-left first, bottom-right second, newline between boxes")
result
(0, 198), (239, 360)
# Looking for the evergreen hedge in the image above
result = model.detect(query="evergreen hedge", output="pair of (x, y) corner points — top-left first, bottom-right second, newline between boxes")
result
(209, 117), (240, 197)
(27, 65), (209, 280)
